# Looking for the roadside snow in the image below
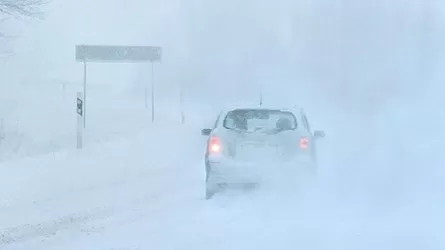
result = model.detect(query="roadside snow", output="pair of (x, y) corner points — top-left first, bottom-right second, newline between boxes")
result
(0, 80), (186, 162)
(0, 122), (205, 247)
(1, 100), (444, 250)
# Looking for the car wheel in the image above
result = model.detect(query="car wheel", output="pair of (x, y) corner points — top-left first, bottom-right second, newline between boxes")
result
(205, 184), (215, 200)
(309, 161), (318, 176)
(205, 163), (217, 200)
(300, 158), (317, 180)
(311, 159), (318, 172)
(206, 179), (219, 200)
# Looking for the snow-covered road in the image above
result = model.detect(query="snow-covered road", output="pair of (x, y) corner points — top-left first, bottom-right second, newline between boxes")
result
(0, 122), (443, 250)
(0, 122), (204, 249)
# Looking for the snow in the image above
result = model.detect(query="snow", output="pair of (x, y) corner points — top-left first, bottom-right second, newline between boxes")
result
(0, 113), (443, 249)
(0, 80), (188, 161)
(1, 0), (445, 249)
(0, 122), (205, 249)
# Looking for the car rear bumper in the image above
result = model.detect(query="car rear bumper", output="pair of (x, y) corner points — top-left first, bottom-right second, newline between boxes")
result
(206, 154), (314, 185)
(207, 160), (260, 184)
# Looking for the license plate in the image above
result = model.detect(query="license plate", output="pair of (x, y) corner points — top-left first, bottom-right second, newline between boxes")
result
(238, 144), (280, 161)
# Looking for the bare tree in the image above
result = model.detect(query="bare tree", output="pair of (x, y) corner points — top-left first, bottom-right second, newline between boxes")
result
(0, 0), (47, 20)
(0, 0), (46, 57)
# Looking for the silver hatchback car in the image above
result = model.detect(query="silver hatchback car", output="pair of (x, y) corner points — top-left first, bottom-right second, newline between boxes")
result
(201, 106), (325, 199)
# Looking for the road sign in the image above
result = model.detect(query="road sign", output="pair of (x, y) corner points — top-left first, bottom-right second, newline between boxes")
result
(77, 97), (83, 116)
(76, 92), (83, 149)
(75, 45), (162, 62)
(75, 44), (161, 127)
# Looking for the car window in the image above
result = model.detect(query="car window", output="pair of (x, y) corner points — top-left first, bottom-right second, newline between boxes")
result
(223, 109), (297, 132)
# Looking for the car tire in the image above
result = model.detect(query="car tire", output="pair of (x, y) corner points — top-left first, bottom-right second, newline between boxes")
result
(205, 184), (215, 200)
(205, 163), (217, 200)
(300, 158), (317, 180)
(310, 159), (318, 173)
(309, 160), (318, 176)
(205, 178), (219, 200)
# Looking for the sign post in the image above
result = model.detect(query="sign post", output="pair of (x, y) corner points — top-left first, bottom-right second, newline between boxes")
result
(75, 44), (162, 126)
(151, 63), (155, 123)
(0, 118), (4, 144)
(83, 54), (87, 128)
(179, 83), (185, 124)
(76, 92), (83, 149)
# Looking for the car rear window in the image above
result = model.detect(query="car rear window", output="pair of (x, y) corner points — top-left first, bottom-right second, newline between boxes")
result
(223, 109), (297, 132)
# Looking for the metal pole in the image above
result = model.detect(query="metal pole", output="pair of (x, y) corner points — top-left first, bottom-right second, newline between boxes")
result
(259, 87), (263, 105)
(180, 83), (185, 124)
(0, 118), (4, 144)
(144, 63), (148, 109)
(151, 63), (155, 123)
(83, 59), (87, 128)
(144, 83), (148, 109)
(77, 92), (83, 149)
(61, 82), (66, 100)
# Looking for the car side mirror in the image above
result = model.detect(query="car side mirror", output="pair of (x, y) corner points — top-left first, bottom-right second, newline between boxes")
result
(201, 128), (212, 136)
(314, 130), (325, 138)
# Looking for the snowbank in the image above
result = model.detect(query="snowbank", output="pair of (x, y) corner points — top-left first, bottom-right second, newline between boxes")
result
(0, 121), (204, 230)
(0, 80), (189, 162)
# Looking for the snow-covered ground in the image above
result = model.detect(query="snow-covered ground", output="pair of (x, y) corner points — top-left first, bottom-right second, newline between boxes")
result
(0, 109), (443, 250)
(0, 79), (193, 161)
(1, 0), (445, 249)
(0, 121), (204, 249)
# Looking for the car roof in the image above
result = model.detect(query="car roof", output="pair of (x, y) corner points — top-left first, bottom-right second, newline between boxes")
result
(220, 104), (304, 115)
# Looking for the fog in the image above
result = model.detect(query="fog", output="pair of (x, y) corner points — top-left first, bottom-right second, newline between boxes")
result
(1, 0), (444, 248)
(3, 1), (445, 109)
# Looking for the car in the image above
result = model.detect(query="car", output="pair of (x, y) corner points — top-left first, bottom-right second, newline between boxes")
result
(201, 105), (325, 199)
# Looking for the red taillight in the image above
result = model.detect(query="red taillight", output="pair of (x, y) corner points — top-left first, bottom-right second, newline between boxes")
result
(208, 136), (222, 153)
(300, 137), (309, 149)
